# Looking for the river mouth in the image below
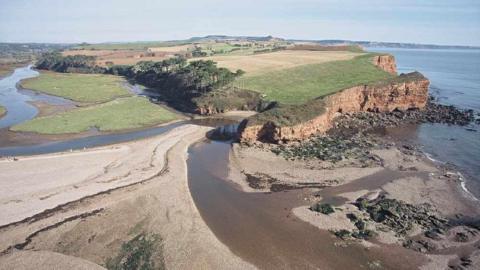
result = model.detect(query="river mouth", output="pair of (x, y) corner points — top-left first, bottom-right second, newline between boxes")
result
(187, 139), (425, 270)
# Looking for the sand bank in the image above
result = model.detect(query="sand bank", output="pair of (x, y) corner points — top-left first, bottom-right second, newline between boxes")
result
(229, 140), (480, 269)
(0, 124), (255, 270)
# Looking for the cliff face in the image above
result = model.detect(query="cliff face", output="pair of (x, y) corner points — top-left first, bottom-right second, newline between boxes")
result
(238, 72), (429, 143)
(372, 55), (397, 75)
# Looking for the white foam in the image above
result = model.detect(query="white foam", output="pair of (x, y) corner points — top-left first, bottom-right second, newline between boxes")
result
(458, 172), (479, 201)
(424, 152), (445, 164)
(423, 151), (479, 201)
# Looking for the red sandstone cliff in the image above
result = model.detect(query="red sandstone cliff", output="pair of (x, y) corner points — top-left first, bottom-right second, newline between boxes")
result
(372, 55), (397, 75)
(238, 72), (429, 143)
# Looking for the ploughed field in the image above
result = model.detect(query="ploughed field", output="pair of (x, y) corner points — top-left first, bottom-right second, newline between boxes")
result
(13, 72), (180, 134)
(20, 72), (130, 103)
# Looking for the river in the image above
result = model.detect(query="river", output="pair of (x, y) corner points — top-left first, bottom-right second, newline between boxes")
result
(0, 66), (190, 155)
(0, 66), (73, 129)
(187, 139), (424, 269)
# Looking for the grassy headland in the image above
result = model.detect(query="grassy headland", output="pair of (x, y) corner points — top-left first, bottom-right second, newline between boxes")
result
(20, 72), (130, 103)
(236, 54), (393, 105)
(12, 96), (179, 134)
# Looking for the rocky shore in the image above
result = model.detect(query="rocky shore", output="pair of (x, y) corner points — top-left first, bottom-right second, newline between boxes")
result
(229, 98), (480, 269)
(330, 97), (478, 137)
(265, 99), (478, 166)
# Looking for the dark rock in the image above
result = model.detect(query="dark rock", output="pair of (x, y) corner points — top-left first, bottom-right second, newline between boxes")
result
(455, 232), (469, 242)
(329, 98), (477, 138)
(425, 229), (443, 240)
(346, 213), (359, 222)
(244, 173), (276, 190)
(352, 229), (377, 240)
(334, 229), (352, 240)
(403, 239), (436, 253)
(354, 195), (449, 236)
(310, 203), (335, 215)
(355, 220), (366, 230)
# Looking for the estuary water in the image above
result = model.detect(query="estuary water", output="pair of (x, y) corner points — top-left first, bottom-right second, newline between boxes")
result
(0, 65), (72, 129)
(369, 48), (480, 198)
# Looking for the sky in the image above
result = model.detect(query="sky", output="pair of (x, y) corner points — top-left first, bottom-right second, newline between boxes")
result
(0, 0), (479, 46)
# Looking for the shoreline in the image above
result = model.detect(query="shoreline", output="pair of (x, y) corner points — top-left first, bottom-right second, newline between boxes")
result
(422, 151), (479, 202)
(0, 124), (256, 269)
(226, 127), (480, 269)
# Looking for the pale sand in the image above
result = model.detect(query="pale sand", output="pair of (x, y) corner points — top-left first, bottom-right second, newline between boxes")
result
(229, 143), (383, 192)
(0, 250), (107, 270)
(291, 147), (479, 228)
(292, 204), (358, 232)
(230, 140), (480, 269)
(420, 254), (457, 270)
(214, 110), (257, 121)
(0, 124), (255, 270)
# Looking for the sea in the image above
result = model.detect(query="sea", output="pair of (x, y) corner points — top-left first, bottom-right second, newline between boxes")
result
(368, 47), (480, 199)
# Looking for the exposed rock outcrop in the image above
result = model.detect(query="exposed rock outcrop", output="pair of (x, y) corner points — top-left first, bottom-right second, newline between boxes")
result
(372, 55), (397, 75)
(238, 72), (429, 143)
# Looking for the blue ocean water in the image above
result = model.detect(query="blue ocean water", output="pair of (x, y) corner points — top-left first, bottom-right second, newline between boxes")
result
(369, 48), (480, 198)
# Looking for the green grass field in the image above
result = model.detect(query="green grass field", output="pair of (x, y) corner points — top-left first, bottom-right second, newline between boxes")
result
(21, 72), (130, 103)
(235, 54), (393, 105)
(11, 97), (179, 134)
(0, 105), (6, 117)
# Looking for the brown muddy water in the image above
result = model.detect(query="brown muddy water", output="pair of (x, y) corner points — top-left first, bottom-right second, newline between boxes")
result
(187, 139), (426, 270)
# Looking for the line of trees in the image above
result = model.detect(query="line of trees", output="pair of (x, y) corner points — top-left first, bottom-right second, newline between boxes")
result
(121, 58), (244, 98)
(35, 52), (104, 73)
(35, 52), (244, 103)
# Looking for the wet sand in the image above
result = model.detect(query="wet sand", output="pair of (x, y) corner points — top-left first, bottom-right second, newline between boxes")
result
(0, 118), (478, 269)
(0, 124), (255, 270)
(212, 139), (480, 269)
(189, 140), (428, 269)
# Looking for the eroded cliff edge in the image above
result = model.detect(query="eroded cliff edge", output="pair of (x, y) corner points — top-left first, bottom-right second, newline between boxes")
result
(238, 69), (430, 143)
(372, 54), (397, 75)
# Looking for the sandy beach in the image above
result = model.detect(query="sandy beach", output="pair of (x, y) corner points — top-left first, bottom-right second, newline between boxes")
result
(0, 124), (255, 270)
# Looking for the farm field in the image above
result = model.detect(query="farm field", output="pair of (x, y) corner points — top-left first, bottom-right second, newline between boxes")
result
(0, 61), (28, 78)
(200, 50), (361, 76)
(73, 41), (187, 50)
(62, 49), (172, 66)
(148, 44), (193, 53)
(11, 96), (179, 134)
(20, 72), (131, 103)
(235, 54), (393, 104)
(65, 40), (291, 66)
